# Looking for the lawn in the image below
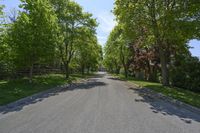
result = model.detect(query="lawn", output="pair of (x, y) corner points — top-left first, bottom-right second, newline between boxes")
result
(114, 74), (200, 108)
(0, 74), (91, 106)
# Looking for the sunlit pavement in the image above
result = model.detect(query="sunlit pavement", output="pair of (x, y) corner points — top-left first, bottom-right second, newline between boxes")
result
(0, 73), (200, 133)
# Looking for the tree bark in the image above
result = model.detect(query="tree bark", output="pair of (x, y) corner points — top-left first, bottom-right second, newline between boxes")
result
(159, 48), (169, 86)
(115, 67), (120, 74)
(29, 64), (33, 83)
(65, 62), (70, 79)
(149, 66), (157, 82)
(87, 67), (90, 74)
(81, 65), (85, 75)
(123, 64), (128, 78)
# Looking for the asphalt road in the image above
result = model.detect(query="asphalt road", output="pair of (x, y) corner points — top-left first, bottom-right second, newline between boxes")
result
(0, 73), (200, 133)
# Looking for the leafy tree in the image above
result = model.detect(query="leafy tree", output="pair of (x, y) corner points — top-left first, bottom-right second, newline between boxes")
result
(171, 52), (200, 92)
(77, 38), (101, 74)
(114, 0), (200, 85)
(104, 25), (131, 78)
(0, 4), (5, 60)
(10, 0), (59, 82)
(50, 0), (97, 78)
(0, 0), (101, 81)
(0, 4), (14, 78)
(0, 4), (7, 78)
(128, 41), (160, 81)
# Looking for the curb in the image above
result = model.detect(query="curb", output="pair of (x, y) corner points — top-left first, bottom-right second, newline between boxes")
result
(0, 78), (89, 112)
(129, 82), (200, 115)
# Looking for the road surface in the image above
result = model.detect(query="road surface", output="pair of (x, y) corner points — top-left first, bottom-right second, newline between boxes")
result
(0, 73), (200, 133)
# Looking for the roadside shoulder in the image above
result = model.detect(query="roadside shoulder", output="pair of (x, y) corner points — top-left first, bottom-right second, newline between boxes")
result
(127, 81), (200, 115)
(0, 78), (89, 113)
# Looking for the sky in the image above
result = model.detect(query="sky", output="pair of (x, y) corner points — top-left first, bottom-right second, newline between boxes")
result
(1, 0), (199, 57)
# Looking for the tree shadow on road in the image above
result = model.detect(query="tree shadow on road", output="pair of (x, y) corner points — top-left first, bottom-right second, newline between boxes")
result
(0, 78), (107, 115)
(107, 77), (126, 81)
(129, 87), (200, 124)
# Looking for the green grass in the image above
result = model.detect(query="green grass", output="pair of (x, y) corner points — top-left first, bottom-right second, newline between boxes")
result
(114, 74), (200, 108)
(0, 73), (91, 106)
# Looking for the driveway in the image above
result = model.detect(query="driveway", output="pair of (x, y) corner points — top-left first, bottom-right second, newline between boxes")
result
(0, 73), (200, 133)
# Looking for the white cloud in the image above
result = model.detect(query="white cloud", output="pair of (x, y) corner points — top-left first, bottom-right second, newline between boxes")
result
(97, 36), (107, 40)
(97, 35), (107, 45)
(98, 40), (106, 46)
(96, 11), (117, 46)
(97, 11), (117, 34)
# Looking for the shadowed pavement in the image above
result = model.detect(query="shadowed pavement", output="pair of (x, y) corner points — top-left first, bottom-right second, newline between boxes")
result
(0, 73), (200, 133)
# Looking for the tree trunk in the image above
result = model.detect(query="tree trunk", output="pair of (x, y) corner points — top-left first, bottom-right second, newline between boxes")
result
(65, 62), (70, 79)
(123, 65), (128, 78)
(87, 67), (90, 74)
(115, 67), (120, 74)
(125, 69), (128, 78)
(29, 65), (33, 83)
(159, 48), (169, 86)
(81, 65), (85, 75)
(149, 66), (157, 82)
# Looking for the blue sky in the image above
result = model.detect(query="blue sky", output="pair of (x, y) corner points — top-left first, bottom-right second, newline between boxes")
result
(1, 0), (199, 57)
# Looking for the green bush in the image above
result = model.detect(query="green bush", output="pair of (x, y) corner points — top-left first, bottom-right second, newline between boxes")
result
(171, 56), (200, 92)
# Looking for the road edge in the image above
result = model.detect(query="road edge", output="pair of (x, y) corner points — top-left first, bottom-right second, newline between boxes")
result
(0, 78), (89, 112)
(127, 81), (200, 115)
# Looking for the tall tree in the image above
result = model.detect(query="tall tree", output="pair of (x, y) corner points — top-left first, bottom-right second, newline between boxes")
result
(50, 0), (97, 78)
(104, 25), (131, 78)
(77, 41), (101, 74)
(0, 4), (6, 58)
(0, 4), (5, 60)
(10, 0), (59, 82)
(114, 0), (200, 85)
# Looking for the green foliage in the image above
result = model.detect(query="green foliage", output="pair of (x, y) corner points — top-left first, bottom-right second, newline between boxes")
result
(0, 0), (101, 81)
(15, 0), (59, 64)
(75, 34), (102, 74)
(104, 25), (131, 77)
(113, 0), (200, 85)
(50, 0), (98, 78)
(0, 4), (14, 78)
(171, 55), (200, 92)
(0, 0), (102, 105)
(8, 0), (60, 82)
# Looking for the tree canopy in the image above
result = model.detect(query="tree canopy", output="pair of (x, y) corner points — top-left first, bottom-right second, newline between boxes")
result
(0, 0), (102, 81)
(104, 0), (200, 91)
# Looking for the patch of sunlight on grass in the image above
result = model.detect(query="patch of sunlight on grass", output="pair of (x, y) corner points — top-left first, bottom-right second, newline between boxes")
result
(0, 81), (8, 84)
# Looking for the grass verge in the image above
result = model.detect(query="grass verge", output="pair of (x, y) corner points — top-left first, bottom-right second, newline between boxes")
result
(113, 74), (200, 108)
(0, 73), (92, 106)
